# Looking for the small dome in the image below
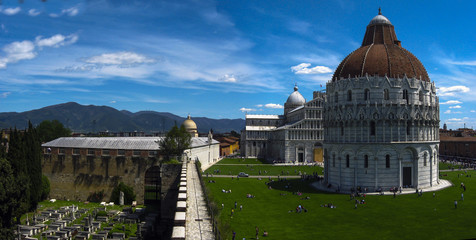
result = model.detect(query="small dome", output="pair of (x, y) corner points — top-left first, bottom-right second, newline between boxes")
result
(183, 115), (197, 131)
(286, 85), (306, 106)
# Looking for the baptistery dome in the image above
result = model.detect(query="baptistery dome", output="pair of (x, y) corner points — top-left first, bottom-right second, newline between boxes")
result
(332, 9), (429, 82)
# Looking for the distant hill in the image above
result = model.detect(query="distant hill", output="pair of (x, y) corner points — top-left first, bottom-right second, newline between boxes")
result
(0, 102), (245, 134)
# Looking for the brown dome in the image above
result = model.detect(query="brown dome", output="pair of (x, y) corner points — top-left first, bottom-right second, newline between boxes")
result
(333, 11), (430, 82)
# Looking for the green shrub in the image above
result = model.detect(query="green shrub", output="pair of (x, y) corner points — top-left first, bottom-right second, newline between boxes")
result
(110, 182), (136, 205)
(41, 175), (50, 200)
(87, 190), (105, 203)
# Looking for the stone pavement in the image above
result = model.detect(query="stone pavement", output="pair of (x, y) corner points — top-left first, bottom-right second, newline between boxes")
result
(311, 179), (453, 195)
(186, 160), (214, 240)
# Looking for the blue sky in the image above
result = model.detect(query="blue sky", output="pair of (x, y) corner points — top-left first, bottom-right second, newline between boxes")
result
(0, 0), (475, 130)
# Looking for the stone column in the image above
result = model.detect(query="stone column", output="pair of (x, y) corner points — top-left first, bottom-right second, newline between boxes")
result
(399, 158), (402, 188)
(374, 156), (378, 190)
(430, 154), (433, 187)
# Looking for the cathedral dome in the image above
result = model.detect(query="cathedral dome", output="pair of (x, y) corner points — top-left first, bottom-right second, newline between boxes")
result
(332, 9), (429, 82)
(286, 85), (306, 106)
(183, 115), (197, 131)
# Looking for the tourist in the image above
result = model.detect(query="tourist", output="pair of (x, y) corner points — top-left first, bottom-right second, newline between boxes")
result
(263, 230), (268, 237)
(256, 226), (259, 239)
(454, 200), (458, 209)
(235, 201), (237, 209)
(461, 193), (464, 201)
(231, 208), (234, 217)
(240, 205), (243, 211)
(232, 231), (236, 240)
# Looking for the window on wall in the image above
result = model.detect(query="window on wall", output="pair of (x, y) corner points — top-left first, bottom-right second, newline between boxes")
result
(407, 121), (411, 135)
(403, 89), (409, 104)
(346, 155), (350, 168)
(370, 121), (376, 136)
(386, 155), (390, 168)
(73, 148), (80, 155)
(59, 148), (65, 154)
(347, 90), (352, 101)
(118, 149), (125, 156)
(133, 150), (141, 156)
(424, 154), (427, 166)
(102, 149), (110, 156)
(87, 149), (95, 155)
(334, 93), (338, 103)
(384, 89), (389, 100)
(419, 91), (423, 102)
(364, 155), (369, 168)
(364, 89), (370, 100)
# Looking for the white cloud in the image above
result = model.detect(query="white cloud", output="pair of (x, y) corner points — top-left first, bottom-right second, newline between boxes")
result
(1, 7), (21, 16)
(256, 104), (263, 107)
(220, 74), (237, 83)
(449, 105), (462, 109)
(286, 19), (311, 35)
(437, 86), (470, 96)
(50, 6), (79, 18)
(264, 103), (284, 109)
(0, 92), (11, 98)
(2, 40), (36, 63)
(0, 34), (78, 69)
(1, 24), (5, 32)
(240, 107), (256, 112)
(471, 110), (476, 113)
(36, 34), (78, 48)
(440, 100), (462, 105)
(63, 7), (79, 16)
(291, 63), (332, 74)
(28, 9), (41, 16)
(85, 52), (155, 66)
(448, 60), (476, 66)
(110, 100), (116, 104)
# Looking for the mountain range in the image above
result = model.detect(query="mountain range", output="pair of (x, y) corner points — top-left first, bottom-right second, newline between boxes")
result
(0, 102), (245, 134)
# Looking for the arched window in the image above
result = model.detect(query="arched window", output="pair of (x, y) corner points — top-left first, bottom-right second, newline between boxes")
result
(364, 155), (369, 168)
(384, 89), (389, 100)
(419, 91), (423, 102)
(253, 141), (256, 147)
(346, 155), (350, 168)
(424, 153), (427, 166)
(407, 121), (411, 135)
(334, 93), (338, 103)
(364, 89), (370, 101)
(370, 121), (376, 136)
(386, 155), (390, 168)
(403, 89), (409, 104)
(347, 90), (352, 101)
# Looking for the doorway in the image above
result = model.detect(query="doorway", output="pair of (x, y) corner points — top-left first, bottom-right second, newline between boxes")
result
(403, 167), (412, 187)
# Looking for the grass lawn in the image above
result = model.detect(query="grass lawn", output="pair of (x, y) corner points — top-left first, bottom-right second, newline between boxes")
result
(439, 162), (464, 170)
(204, 169), (476, 240)
(204, 164), (323, 176)
(217, 158), (268, 165)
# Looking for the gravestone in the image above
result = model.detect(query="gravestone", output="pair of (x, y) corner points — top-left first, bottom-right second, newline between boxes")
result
(120, 191), (124, 206)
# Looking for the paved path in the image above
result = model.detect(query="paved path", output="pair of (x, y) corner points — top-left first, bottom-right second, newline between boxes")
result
(204, 174), (302, 178)
(186, 160), (214, 240)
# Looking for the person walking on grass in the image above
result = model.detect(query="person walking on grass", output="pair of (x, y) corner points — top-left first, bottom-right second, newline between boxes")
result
(454, 200), (458, 209)
(256, 226), (259, 239)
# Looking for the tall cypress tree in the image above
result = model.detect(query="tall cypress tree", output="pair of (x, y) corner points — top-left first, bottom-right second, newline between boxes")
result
(25, 122), (42, 210)
(6, 129), (30, 222)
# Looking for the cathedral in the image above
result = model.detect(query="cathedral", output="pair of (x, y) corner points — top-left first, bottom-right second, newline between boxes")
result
(323, 10), (440, 191)
(241, 85), (325, 163)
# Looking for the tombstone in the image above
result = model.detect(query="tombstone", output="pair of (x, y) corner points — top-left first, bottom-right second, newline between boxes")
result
(136, 223), (142, 240)
(119, 191), (124, 206)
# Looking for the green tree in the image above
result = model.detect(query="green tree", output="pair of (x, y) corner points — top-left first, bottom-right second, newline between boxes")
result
(0, 158), (21, 238)
(25, 122), (42, 210)
(41, 175), (50, 200)
(36, 119), (71, 143)
(110, 182), (136, 205)
(159, 124), (191, 160)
